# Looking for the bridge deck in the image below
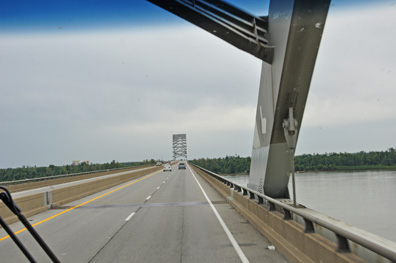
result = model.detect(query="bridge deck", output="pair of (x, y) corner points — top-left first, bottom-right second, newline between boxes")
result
(0, 164), (287, 262)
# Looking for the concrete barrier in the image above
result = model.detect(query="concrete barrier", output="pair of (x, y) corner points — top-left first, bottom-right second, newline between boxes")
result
(51, 167), (160, 207)
(5, 166), (149, 193)
(1, 167), (161, 226)
(0, 193), (48, 225)
(192, 166), (366, 263)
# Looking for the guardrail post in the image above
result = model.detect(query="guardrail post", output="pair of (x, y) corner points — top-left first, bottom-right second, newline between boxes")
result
(268, 201), (276, 211)
(303, 218), (315, 233)
(258, 196), (263, 204)
(242, 189), (248, 196)
(44, 191), (53, 207)
(283, 209), (292, 220)
(249, 191), (255, 199)
(336, 234), (350, 253)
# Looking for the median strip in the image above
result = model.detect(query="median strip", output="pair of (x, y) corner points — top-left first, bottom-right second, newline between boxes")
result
(0, 170), (161, 242)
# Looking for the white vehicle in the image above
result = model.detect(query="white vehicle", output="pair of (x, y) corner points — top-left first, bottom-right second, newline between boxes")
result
(163, 164), (172, 172)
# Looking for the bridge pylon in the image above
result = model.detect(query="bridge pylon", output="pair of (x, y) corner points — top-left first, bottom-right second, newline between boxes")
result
(173, 134), (187, 160)
(149, 0), (330, 198)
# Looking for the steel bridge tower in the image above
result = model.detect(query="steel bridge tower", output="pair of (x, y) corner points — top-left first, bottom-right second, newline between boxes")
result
(173, 134), (187, 160)
(149, 0), (330, 199)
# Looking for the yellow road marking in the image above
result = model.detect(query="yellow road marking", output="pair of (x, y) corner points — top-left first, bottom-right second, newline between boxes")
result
(0, 170), (161, 242)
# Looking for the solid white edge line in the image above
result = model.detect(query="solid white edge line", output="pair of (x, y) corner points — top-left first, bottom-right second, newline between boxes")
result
(125, 212), (136, 222)
(187, 165), (250, 263)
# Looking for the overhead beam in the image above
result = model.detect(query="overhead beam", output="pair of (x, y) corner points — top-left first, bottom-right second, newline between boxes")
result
(146, 0), (273, 63)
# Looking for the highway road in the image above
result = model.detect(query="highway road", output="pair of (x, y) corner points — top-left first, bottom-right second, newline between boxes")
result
(11, 166), (156, 198)
(0, 163), (287, 263)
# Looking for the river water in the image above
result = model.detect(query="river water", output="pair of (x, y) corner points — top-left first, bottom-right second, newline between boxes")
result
(222, 170), (396, 243)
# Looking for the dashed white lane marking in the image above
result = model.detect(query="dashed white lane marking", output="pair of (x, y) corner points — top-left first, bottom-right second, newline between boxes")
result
(157, 187), (160, 190)
(187, 165), (250, 263)
(146, 195), (151, 200)
(162, 181), (165, 184)
(125, 212), (136, 222)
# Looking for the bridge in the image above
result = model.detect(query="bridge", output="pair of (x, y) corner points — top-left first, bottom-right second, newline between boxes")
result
(1, 165), (285, 262)
(1, 0), (396, 262)
(1, 163), (396, 262)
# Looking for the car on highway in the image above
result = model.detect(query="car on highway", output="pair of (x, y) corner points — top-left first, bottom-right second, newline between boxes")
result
(178, 162), (186, 170)
(163, 164), (172, 172)
(156, 162), (162, 166)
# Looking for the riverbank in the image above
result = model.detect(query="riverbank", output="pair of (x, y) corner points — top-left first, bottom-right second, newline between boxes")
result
(297, 165), (396, 173)
(220, 166), (396, 176)
(190, 149), (396, 176)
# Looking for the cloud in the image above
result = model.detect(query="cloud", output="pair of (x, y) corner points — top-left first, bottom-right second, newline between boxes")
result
(307, 4), (396, 124)
(0, 27), (261, 167)
(1, 3), (396, 167)
(103, 104), (256, 134)
(299, 4), (396, 153)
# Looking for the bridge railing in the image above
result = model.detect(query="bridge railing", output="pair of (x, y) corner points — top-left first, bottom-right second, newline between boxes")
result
(0, 166), (151, 186)
(191, 164), (396, 263)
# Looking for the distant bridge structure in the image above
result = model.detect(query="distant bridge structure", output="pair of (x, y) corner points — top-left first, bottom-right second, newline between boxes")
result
(172, 134), (187, 160)
(148, 0), (330, 199)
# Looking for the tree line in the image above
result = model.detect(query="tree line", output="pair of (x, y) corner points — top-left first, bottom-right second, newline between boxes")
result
(189, 148), (396, 174)
(189, 155), (251, 174)
(295, 148), (396, 171)
(0, 159), (157, 182)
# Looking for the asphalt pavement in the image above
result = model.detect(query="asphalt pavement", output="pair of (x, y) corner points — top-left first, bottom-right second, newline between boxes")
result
(0, 163), (287, 263)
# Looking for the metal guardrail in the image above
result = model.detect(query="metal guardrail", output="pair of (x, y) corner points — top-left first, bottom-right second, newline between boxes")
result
(0, 166), (152, 186)
(191, 164), (396, 262)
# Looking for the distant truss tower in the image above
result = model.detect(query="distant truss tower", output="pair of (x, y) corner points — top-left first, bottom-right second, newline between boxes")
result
(173, 134), (187, 160)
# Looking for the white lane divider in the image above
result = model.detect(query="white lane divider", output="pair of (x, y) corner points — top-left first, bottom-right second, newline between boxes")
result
(187, 165), (250, 263)
(125, 171), (167, 223)
(125, 212), (136, 222)
(125, 187), (156, 222)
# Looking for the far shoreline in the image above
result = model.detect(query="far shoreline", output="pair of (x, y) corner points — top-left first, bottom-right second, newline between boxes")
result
(221, 166), (396, 176)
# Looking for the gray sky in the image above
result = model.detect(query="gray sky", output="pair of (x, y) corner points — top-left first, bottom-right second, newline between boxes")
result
(1, 2), (396, 168)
